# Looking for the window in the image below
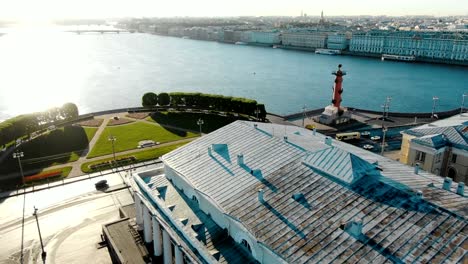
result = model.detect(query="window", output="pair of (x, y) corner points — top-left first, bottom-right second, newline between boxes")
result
(416, 151), (426, 163)
(241, 239), (252, 253)
(451, 154), (457, 163)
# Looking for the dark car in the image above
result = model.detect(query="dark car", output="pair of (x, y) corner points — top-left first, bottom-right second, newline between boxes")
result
(95, 180), (108, 189)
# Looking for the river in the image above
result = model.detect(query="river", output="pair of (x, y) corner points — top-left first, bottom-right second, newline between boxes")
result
(0, 27), (466, 121)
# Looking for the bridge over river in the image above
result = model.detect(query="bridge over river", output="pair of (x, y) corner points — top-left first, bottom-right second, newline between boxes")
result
(66, 29), (132, 34)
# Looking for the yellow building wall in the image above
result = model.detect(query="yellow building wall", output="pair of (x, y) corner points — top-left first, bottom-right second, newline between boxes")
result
(399, 134), (415, 164)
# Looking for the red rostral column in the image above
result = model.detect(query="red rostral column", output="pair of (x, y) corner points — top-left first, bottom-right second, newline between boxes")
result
(332, 64), (346, 108)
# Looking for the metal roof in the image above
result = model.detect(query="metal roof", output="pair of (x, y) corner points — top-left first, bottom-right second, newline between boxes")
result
(412, 134), (447, 149)
(161, 120), (468, 263)
(405, 125), (468, 150)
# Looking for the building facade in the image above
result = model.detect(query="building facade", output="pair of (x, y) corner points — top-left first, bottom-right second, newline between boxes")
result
(327, 34), (349, 50)
(400, 114), (468, 184)
(250, 31), (280, 45)
(281, 32), (327, 49)
(349, 30), (468, 62)
(131, 121), (467, 264)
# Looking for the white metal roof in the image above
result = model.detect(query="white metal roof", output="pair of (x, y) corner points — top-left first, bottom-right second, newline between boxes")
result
(160, 120), (468, 263)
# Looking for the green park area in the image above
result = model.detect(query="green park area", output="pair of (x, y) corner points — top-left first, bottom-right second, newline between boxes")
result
(82, 142), (188, 173)
(0, 126), (97, 176)
(86, 121), (198, 158)
(146, 111), (249, 133)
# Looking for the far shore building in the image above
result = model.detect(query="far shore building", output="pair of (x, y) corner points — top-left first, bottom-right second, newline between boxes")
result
(127, 120), (467, 264)
(400, 113), (468, 185)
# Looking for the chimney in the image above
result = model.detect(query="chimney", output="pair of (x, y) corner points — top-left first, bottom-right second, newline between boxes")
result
(258, 189), (264, 203)
(313, 128), (316, 136)
(414, 164), (419, 174)
(457, 182), (465, 196)
(443, 177), (452, 191)
(283, 135), (288, 141)
(237, 154), (244, 166)
(345, 218), (363, 238)
(254, 123), (258, 129)
(325, 137), (332, 146)
(208, 146), (212, 156)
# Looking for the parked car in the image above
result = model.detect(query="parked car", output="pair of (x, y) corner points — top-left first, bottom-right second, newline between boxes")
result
(95, 180), (108, 189)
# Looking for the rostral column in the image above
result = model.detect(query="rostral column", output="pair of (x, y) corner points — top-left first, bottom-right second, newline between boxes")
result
(332, 64), (346, 109)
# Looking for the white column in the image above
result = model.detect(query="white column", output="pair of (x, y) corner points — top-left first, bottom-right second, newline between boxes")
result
(163, 229), (173, 264)
(134, 193), (143, 231)
(175, 246), (184, 264)
(152, 217), (163, 256)
(143, 205), (153, 243)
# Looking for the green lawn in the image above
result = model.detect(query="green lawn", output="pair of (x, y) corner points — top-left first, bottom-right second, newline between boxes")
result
(146, 111), (249, 133)
(82, 142), (189, 173)
(87, 121), (198, 158)
(0, 126), (98, 176)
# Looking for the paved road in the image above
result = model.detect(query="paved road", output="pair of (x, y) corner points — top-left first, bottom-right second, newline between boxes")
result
(0, 170), (138, 264)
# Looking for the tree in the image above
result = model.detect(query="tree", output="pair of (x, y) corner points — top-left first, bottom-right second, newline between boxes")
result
(142, 92), (158, 107)
(61, 103), (79, 120)
(158, 93), (170, 106)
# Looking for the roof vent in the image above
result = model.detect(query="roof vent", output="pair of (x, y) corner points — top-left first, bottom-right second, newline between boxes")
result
(313, 128), (316, 135)
(414, 164), (420, 174)
(254, 123), (258, 129)
(325, 136), (332, 146)
(443, 177), (452, 191)
(344, 218), (363, 239)
(237, 154), (244, 165)
(258, 189), (264, 203)
(416, 190), (423, 199)
(283, 135), (288, 141)
(457, 182), (465, 196)
(208, 146), (212, 156)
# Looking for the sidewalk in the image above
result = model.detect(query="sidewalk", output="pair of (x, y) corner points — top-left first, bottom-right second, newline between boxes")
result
(0, 160), (162, 200)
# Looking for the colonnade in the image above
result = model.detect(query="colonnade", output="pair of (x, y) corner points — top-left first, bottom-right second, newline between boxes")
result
(135, 193), (186, 264)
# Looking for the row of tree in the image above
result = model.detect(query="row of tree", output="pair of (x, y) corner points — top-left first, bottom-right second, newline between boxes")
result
(0, 103), (79, 147)
(142, 92), (267, 119)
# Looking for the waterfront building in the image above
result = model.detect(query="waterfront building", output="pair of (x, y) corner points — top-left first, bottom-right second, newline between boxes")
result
(281, 32), (327, 49)
(400, 113), (468, 184)
(129, 120), (467, 264)
(349, 31), (385, 54)
(222, 30), (241, 43)
(327, 33), (349, 50)
(250, 31), (280, 45)
(349, 30), (468, 63)
(240, 31), (252, 43)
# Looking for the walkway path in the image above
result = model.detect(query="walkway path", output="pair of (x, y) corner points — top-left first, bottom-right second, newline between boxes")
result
(68, 116), (111, 177)
(47, 112), (197, 178)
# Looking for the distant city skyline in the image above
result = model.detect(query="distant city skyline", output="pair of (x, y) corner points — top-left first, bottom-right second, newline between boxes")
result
(1, 0), (467, 22)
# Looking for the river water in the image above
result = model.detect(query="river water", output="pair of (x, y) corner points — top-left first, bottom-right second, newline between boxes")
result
(0, 28), (466, 121)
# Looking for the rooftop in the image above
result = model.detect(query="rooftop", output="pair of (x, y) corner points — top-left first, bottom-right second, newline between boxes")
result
(403, 113), (468, 150)
(102, 218), (149, 264)
(153, 120), (467, 263)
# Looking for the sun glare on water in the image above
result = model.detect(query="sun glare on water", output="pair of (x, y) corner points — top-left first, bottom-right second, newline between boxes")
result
(0, 25), (89, 119)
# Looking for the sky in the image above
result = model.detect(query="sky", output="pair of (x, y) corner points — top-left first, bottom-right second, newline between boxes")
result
(0, 0), (467, 22)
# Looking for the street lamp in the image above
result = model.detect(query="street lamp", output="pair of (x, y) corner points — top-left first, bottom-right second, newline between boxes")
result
(108, 135), (117, 164)
(461, 93), (467, 114)
(33, 207), (47, 263)
(381, 96), (392, 122)
(197, 118), (204, 135)
(254, 108), (261, 120)
(432, 96), (439, 119)
(302, 105), (307, 127)
(385, 96), (392, 119)
(381, 126), (388, 156)
(13, 151), (24, 184)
